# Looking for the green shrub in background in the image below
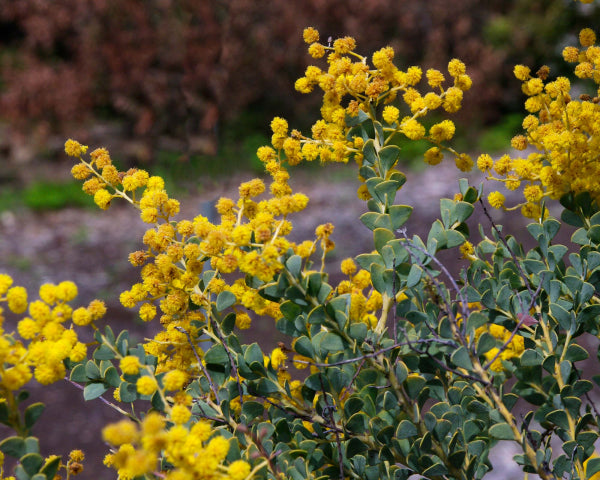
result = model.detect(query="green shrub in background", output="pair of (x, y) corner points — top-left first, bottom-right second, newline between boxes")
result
(3, 2), (600, 479)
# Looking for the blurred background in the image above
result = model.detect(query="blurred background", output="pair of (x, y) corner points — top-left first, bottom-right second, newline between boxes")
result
(1, 0), (599, 181)
(1, 0), (599, 478)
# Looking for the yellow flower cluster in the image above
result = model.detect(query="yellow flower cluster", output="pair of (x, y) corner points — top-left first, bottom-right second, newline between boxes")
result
(103, 413), (251, 480)
(479, 27), (600, 218)
(337, 259), (382, 329)
(0, 274), (103, 391)
(68, 143), (179, 217)
(66, 140), (335, 377)
(477, 323), (525, 373)
(287, 28), (473, 178)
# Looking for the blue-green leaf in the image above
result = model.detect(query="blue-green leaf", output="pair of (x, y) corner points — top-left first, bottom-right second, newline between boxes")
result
(0, 436), (25, 458)
(389, 205), (412, 229)
(396, 420), (417, 439)
(489, 423), (515, 440)
(93, 344), (116, 360)
(21, 453), (44, 476)
(378, 145), (401, 174)
(285, 255), (303, 278)
(373, 228), (395, 253)
(24, 403), (45, 430)
(84, 382), (108, 401)
(216, 291), (236, 312)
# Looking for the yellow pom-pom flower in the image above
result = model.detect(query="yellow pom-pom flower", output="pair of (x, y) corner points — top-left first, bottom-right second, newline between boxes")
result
(102, 420), (139, 446)
(579, 28), (596, 47)
(17, 318), (39, 339)
(163, 370), (187, 391)
(340, 258), (357, 276)
(513, 65), (531, 81)
(93, 189), (112, 210)
(0, 274), (13, 295)
(270, 347), (287, 369)
(382, 106), (400, 124)
(72, 307), (93, 326)
(235, 312), (252, 330)
(308, 42), (326, 59)
(228, 460), (252, 480)
(7, 286), (28, 314)
(120, 356), (141, 375)
(136, 376), (158, 396)
(64, 139), (88, 157)
(488, 191), (505, 209)
(303, 27), (319, 44)
(477, 154), (493, 172)
(170, 405), (191, 425)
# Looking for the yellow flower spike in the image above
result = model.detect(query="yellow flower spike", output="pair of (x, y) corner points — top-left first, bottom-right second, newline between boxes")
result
(28, 301), (50, 322)
(17, 318), (39, 339)
(352, 269), (371, 289)
(87, 299), (107, 320)
(69, 342), (87, 362)
(270, 117), (288, 137)
(34, 363), (66, 385)
(234, 312), (252, 330)
(514, 65), (531, 81)
(333, 36), (356, 55)
(71, 163), (92, 180)
(205, 436), (230, 462)
(442, 87), (464, 113)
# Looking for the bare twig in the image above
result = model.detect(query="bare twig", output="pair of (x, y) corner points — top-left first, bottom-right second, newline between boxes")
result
(479, 199), (543, 323)
(192, 400), (228, 424)
(174, 326), (220, 401)
(319, 373), (344, 480)
(397, 228), (471, 345)
(392, 257), (398, 340)
(64, 377), (134, 419)
(208, 316), (245, 406)
(292, 338), (458, 369)
(401, 339), (489, 386)
(483, 278), (544, 371)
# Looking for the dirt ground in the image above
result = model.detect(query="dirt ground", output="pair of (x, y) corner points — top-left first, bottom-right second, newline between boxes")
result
(0, 157), (548, 479)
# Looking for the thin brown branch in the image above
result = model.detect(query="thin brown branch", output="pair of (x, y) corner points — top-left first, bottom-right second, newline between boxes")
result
(174, 326), (220, 401)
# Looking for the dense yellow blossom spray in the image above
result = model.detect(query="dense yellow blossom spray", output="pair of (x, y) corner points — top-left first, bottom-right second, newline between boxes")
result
(3, 1), (600, 478)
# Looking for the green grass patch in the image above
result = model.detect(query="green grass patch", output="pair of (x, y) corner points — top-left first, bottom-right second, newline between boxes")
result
(477, 113), (523, 153)
(22, 180), (94, 211)
(0, 185), (21, 212)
